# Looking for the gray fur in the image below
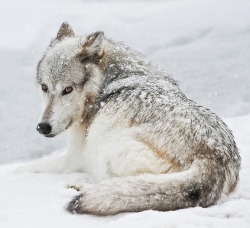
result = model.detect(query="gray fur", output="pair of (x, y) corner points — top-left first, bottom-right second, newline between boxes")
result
(36, 23), (241, 215)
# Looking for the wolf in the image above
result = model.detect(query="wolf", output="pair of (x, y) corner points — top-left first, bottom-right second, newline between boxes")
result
(20, 22), (241, 215)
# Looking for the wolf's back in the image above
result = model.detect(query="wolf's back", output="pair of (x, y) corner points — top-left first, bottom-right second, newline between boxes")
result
(66, 69), (240, 216)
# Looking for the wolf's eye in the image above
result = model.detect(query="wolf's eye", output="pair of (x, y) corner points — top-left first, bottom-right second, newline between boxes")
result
(41, 84), (48, 92)
(62, 86), (73, 95)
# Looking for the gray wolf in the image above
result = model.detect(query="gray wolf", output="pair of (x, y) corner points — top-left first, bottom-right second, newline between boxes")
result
(19, 22), (241, 215)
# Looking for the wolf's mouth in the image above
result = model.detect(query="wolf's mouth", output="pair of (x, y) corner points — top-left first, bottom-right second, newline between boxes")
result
(65, 119), (73, 130)
(45, 133), (56, 138)
(44, 119), (73, 138)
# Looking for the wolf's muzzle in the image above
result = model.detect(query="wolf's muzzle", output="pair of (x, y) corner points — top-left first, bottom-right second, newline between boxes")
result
(37, 123), (52, 136)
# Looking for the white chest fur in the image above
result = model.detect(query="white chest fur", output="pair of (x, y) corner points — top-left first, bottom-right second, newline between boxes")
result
(69, 115), (174, 181)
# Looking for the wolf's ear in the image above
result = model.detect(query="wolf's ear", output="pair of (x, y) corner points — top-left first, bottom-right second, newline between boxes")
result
(56, 22), (75, 41)
(77, 32), (105, 60)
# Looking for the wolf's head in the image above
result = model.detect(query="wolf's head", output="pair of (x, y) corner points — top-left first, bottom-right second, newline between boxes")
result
(36, 22), (105, 137)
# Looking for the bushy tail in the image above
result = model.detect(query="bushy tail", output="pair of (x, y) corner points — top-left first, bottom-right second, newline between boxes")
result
(66, 160), (229, 215)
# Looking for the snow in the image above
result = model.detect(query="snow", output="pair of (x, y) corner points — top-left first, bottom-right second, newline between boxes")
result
(0, 0), (250, 227)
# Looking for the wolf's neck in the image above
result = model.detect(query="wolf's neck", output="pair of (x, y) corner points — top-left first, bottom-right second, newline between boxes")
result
(103, 41), (150, 82)
(67, 122), (86, 155)
(100, 40), (179, 96)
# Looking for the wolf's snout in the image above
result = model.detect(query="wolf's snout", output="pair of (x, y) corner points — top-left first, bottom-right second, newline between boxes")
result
(37, 123), (52, 136)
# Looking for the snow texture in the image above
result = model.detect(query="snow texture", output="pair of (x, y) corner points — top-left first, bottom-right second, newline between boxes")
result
(0, 0), (250, 227)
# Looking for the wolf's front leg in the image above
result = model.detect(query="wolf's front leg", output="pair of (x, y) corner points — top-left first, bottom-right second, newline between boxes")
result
(14, 151), (83, 173)
(14, 152), (66, 173)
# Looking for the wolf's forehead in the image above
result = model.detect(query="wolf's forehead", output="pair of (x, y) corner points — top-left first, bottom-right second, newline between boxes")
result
(40, 37), (85, 82)
(45, 38), (81, 66)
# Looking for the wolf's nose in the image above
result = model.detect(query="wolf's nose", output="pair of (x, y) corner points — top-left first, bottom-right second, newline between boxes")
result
(37, 123), (52, 135)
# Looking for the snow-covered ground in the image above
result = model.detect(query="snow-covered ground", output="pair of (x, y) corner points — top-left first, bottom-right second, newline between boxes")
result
(0, 0), (250, 227)
(1, 115), (250, 228)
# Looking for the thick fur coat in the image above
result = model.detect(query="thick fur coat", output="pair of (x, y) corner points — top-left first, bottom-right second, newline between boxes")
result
(21, 22), (241, 215)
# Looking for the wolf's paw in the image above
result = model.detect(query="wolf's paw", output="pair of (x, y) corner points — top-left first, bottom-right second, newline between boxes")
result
(65, 185), (83, 192)
(65, 182), (93, 192)
(13, 165), (41, 174)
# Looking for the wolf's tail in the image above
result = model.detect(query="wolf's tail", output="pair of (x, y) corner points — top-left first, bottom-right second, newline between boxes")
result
(66, 159), (236, 215)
